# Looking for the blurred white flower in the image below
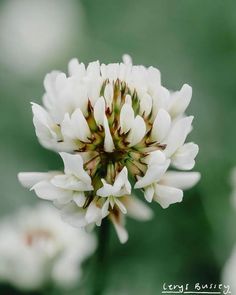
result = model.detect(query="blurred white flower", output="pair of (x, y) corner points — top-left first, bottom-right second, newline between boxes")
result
(0, 0), (84, 76)
(18, 55), (200, 243)
(0, 204), (96, 291)
(222, 168), (236, 293)
(222, 245), (236, 294)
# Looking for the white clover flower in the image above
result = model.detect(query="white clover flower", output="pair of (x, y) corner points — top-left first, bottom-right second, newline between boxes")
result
(0, 204), (96, 291)
(18, 55), (200, 243)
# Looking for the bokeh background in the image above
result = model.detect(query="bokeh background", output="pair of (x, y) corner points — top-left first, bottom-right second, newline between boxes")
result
(0, 0), (236, 294)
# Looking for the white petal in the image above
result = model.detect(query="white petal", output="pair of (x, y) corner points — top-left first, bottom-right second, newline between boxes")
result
(31, 103), (59, 149)
(144, 185), (155, 202)
(87, 78), (103, 106)
(85, 201), (102, 224)
(104, 83), (113, 109)
(96, 181), (114, 198)
(161, 171), (201, 190)
(113, 167), (131, 194)
(125, 197), (153, 220)
(68, 78), (88, 115)
(101, 63), (119, 81)
(97, 167), (131, 197)
(120, 103), (135, 133)
(142, 150), (166, 165)
(119, 63), (132, 81)
(61, 109), (91, 142)
(147, 66), (161, 88)
(18, 172), (57, 188)
(130, 66), (147, 91)
(154, 184), (183, 209)
(86, 61), (100, 78)
(73, 192), (86, 207)
(70, 108), (91, 142)
(125, 94), (132, 105)
(59, 152), (92, 185)
(103, 116), (115, 152)
(164, 116), (193, 157)
(110, 196), (116, 208)
(115, 199), (127, 214)
(61, 113), (76, 139)
(44, 71), (56, 90)
(32, 180), (72, 203)
(151, 86), (170, 119)
(169, 84), (192, 118)
(51, 175), (93, 191)
(101, 200), (110, 218)
(140, 93), (152, 117)
(61, 202), (87, 227)
(43, 71), (60, 106)
(127, 115), (146, 146)
(134, 157), (170, 189)
(110, 215), (128, 244)
(122, 54), (132, 65)
(55, 73), (67, 92)
(94, 97), (105, 127)
(151, 109), (171, 142)
(68, 58), (85, 79)
(32, 103), (53, 128)
(172, 142), (199, 170)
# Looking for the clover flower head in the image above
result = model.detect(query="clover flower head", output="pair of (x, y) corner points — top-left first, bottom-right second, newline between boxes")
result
(18, 55), (200, 243)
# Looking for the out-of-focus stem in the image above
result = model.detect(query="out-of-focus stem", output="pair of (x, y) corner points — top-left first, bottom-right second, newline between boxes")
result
(92, 218), (110, 295)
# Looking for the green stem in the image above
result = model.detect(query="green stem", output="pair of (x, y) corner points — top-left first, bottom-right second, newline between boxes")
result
(92, 218), (110, 295)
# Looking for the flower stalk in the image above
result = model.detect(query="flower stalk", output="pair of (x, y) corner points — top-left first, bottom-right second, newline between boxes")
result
(93, 218), (110, 295)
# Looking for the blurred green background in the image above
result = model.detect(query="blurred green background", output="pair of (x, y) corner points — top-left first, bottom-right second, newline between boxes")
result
(0, 0), (236, 294)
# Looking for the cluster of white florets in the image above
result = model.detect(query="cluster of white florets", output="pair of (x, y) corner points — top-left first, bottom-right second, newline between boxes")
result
(18, 55), (200, 243)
